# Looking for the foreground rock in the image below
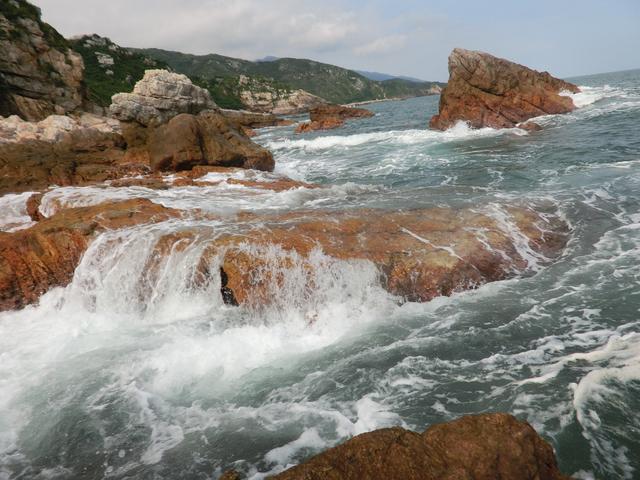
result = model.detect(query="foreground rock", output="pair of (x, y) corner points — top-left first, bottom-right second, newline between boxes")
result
(269, 413), (572, 480)
(221, 109), (294, 137)
(110, 69), (216, 126)
(0, 1), (86, 120)
(295, 104), (374, 133)
(0, 199), (179, 311)
(0, 99), (273, 194)
(429, 48), (580, 130)
(210, 206), (568, 306)
(0, 114), (140, 195)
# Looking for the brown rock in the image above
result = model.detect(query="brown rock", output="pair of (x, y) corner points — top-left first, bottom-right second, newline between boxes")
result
(187, 205), (568, 306)
(429, 48), (580, 130)
(0, 2), (86, 120)
(0, 198), (179, 311)
(221, 109), (294, 129)
(25, 192), (43, 221)
(146, 112), (274, 172)
(271, 413), (572, 480)
(295, 104), (374, 133)
(0, 124), (143, 195)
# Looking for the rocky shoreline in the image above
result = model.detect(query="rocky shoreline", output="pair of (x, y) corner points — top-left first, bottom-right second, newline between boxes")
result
(0, 2), (581, 478)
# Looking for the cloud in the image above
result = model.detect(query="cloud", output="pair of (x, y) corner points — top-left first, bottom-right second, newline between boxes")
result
(353, 34), (407, 56)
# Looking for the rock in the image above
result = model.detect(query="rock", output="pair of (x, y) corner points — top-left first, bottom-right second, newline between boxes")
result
(0, 108), (274, 194)
(143, 111), (274, 172)
(0, 115), (143, 195)
(221, 109), (294, 129)
(0, 199), (179, 311)
(295, 104), (374, 133)
(429, 48), (580, 130)
(271, 413), (572, 480)
(25, 192), (43, 221)
(212, 206), (567, 306)
(0, 1), (86, 120)
(239, 87), (327, 115)
(109, 69), (217, 126)
(519, 121), (543, 132)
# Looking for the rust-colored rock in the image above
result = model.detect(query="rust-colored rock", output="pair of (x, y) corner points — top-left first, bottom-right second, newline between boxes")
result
(271, 413), (572, 480)
(179, 205), (569, 307)
(146, 111), (274, 172)
(0, 198), (179, 311)
(0, 125), (144, 195)
(430, 48), (580, 130)
(295, 104), (374, 133)
(25, 192), (44, 221)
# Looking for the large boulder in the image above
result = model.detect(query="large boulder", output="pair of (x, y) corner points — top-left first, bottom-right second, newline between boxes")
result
(429, 48), (580, 130)
(0, 199), (179, 311)
(109, 69), (217, 126)
(269, 413), (572, 480)
(145, 111), (274, 171)
(0, 114), (141, 195)
(295, 104), (374, 133)
(209, 206), (568, 306)
(0, 0), (86, 120)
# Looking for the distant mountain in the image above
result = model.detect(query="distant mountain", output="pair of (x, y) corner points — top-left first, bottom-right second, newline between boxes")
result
(137, 48), (445, 105)
(256, 55), (279, 62)
(356, 70), (426, 83)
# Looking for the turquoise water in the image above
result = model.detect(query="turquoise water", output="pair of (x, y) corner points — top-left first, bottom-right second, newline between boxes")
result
(0, 69), (639, 479)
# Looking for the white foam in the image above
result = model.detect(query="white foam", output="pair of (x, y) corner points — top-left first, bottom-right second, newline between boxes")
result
(265, 122), (525, 152)
(0, 191), (37, 232)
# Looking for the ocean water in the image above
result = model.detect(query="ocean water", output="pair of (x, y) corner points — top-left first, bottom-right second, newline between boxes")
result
(1, 69), (639, 479)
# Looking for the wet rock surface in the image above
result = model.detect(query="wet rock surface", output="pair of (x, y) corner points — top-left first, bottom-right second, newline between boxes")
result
(0, 198), (179, 311)
(269, 413), (573, 480)
(295, 104), (374, 133)
(430, 48), (580, 130)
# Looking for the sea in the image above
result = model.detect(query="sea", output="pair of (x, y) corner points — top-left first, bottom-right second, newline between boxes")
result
(0, 68), (639, 479)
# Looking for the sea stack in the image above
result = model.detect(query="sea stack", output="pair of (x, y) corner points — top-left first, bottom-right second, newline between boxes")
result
(429, 48), (580, 130)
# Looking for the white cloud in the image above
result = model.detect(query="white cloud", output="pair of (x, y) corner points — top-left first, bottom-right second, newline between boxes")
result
(353, 34), (407, 56)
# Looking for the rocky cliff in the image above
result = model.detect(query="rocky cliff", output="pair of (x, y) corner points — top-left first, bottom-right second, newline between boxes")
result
(0, 0), (85, 120)
(430, 48), (580, 130)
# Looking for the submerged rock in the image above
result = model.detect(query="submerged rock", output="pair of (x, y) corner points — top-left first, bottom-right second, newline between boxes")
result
(0, 199), (179, 311)
(295, 104), (374, 133)
(269, 413), (572, 480)
(210, 206), (568, 306)
(429, 48), (580, 130)
(0, 1), (86, 120)
(109, 69), (217, 126)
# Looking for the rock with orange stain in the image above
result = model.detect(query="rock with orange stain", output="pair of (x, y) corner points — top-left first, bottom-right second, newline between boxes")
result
(430, 48), (579, 130)
(0, 198), (179, 311)
(268, 413), (573, 480)
(184, 205), (568, 306)
(295, 104), (374, 133)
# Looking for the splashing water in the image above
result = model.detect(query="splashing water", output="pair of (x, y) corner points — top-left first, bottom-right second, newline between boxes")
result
(1, 69), (640, 479)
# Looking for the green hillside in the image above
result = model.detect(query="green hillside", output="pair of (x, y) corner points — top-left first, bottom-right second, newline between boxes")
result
(137, 48), (444, 104)
(69, 35), (169, 106)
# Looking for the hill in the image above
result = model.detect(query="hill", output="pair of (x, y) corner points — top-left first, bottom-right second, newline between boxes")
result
(137, 48), (445, 104)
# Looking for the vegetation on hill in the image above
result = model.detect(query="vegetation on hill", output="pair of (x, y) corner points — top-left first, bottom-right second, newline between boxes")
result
(137, 48), (445, 104)
(0, 0), (69, 51)
(69, 35), (169, 107)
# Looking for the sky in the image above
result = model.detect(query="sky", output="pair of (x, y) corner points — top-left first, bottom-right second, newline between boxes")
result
(33, 0), (640, 82)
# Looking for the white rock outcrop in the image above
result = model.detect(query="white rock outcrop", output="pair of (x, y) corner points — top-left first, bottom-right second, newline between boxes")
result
(109, 69), (217, 126)
(0, 113), (120, 144)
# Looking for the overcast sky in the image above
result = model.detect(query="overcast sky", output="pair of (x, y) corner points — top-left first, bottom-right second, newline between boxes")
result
(33, 0), (640, 81)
